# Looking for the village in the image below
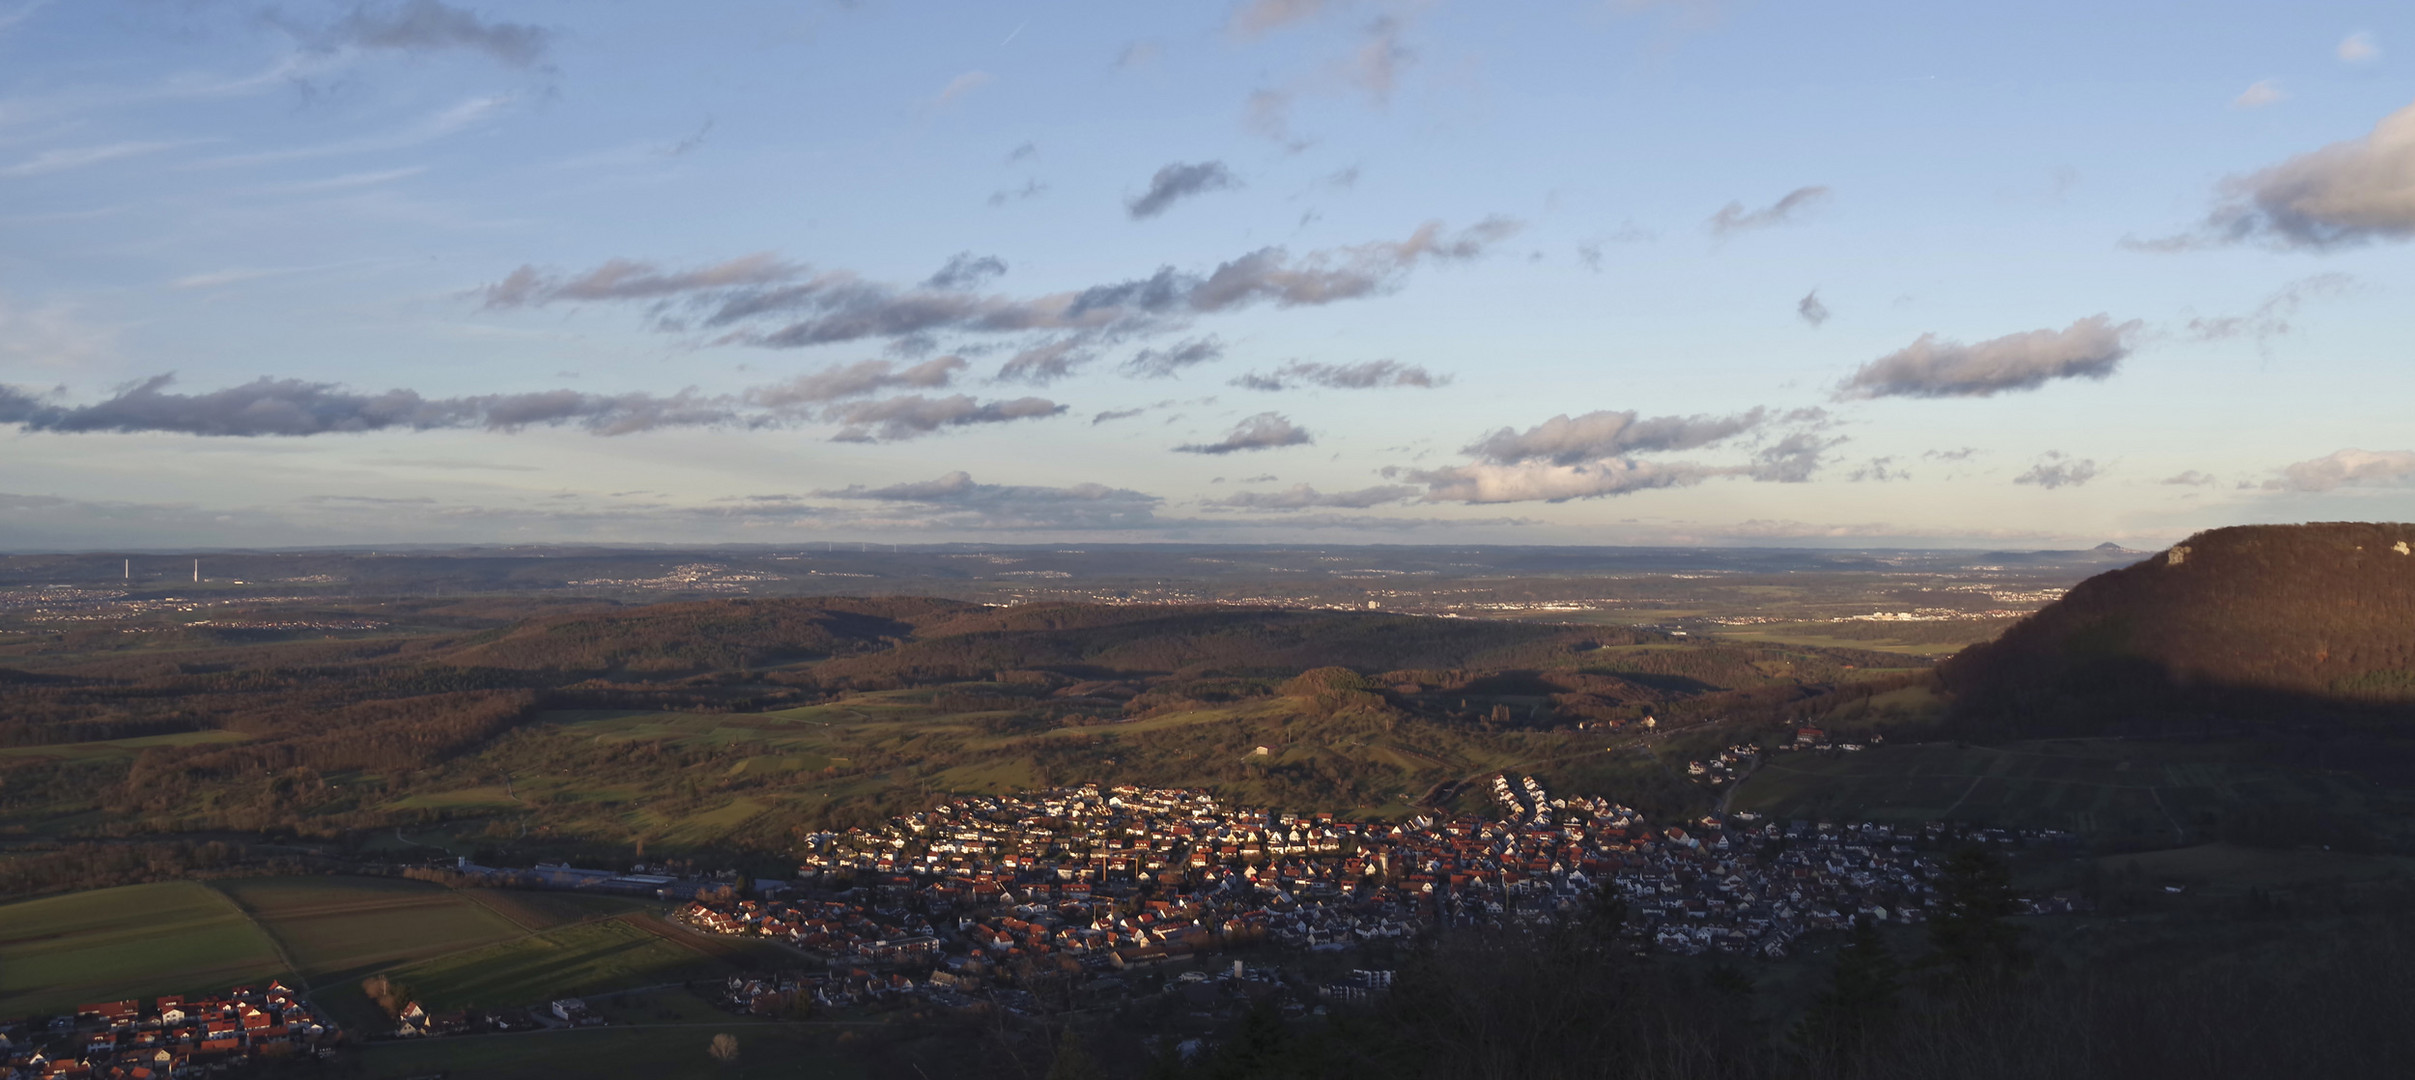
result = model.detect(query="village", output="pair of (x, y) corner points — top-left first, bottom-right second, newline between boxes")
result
(671, 781), (2079, 1017)
(2, 984), (338, 1080)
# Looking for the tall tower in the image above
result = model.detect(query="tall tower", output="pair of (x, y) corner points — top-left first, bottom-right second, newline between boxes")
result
(193, 559), (199, 583)
(123, 559), (130, 580)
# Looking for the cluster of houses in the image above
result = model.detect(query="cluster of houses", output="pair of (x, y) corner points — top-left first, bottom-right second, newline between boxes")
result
(2, 984), (336, 1080)
(673, 782), (2077, 1008)
(1686, 732), (1891, 788)
(1685, 743), (1762, 786)
(384, 1001), (549, 1039)
(1779, 727), (1875, 753)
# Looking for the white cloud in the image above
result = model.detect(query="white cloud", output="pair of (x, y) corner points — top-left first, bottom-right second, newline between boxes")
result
(170, 268), (288, 291)
(1232, 359), (1444, 391)
(2338, 31), (2381, 65)
(746, 356), (966, 408)
(1174, 412), (1313, 454)
(825, 393), (1064, 443)
(0, 1), (49, 36)
(1841, 315), (2136, 399)
(0, 140), (191, 179)
(2180, 274), (2355, 349)
(2274, 448), (2415, 492)
(194, 96), (511, 170)
(815, 471), (1162, 530)
(2232, 80), (2285, 109)
(1200, 482), (1418, 510)
(1466, 408), (1764, 465)
(1412, 458), (1730, 503)
(2195, 99), (2415, 248)
(1707, 186), (1830, 235)
(935, 70), (993, 107)
(0, 292), (115, 368)
(1230, 0), (1348, 37)
(2012, 453), (2099, 490)
(1126, 161), (1242, 219)
(323, 1), (552, 68)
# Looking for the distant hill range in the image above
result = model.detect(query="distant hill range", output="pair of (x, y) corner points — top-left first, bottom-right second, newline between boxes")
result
(1941, 522), (2415, 733)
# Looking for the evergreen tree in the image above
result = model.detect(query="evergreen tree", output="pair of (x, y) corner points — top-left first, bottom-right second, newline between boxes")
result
(1927, 845), (2026, 979)
(1793, 915), (1900, 1063)
(1192, 999), (1323, 1080)
(1046, 1026), (1104, 1080)
(1562, 881), (1631, 962)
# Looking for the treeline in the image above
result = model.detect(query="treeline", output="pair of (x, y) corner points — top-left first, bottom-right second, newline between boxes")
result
(93, 690), (539, 833)
(804, 606), (1627, 689)
(0, 839), (296, 898)
(1585, 642), (1912, 693)
(434, 595), (964, 674)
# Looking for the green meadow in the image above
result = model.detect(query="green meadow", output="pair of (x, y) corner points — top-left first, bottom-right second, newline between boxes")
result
(384, 916), (743, 1011)
(0, 875), (781, 1033)
(0, 881), (285, 1017)
(215, 876), (527, 979)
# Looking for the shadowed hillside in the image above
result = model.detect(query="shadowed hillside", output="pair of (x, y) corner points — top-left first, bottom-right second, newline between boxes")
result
(1943, 522), (2415, 736)
(433, 596), (971, 674)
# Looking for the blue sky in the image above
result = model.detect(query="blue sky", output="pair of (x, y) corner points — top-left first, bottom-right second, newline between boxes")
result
(2, 0), (2411, 549)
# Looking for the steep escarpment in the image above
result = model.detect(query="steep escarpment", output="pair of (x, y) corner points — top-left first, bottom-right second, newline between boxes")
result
(1942, 522), (2415, 733)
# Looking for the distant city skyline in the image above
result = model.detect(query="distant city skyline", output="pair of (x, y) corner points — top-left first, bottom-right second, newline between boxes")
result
(2, 1), (2411, 549)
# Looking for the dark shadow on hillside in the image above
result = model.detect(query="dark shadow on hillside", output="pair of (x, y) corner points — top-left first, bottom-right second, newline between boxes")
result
(1589, 669), (1721, 694)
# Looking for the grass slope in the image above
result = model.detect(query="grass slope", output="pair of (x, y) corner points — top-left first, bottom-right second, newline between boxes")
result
(385, 916), (743, 1011)
(0, 881), (284, 1016)
(214, 876), (527, 980)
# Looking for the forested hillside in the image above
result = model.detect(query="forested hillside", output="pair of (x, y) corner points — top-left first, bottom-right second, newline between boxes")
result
(1943, 522), (2415, 734)
(434, 595), (965, 674)
(0, 596), (1915, 880)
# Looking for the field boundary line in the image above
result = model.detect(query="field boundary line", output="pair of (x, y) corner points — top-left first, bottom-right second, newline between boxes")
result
(457, 888), (560, 933)
(2148, 788), (2187, 845)
(202, 879), (313, 994)
(236, 895), (478, 921)
(1938, 774), (1989, 817)
(618, 911), (722, 960)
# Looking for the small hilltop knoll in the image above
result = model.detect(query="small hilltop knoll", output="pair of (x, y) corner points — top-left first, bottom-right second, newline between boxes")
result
(1941, 522), (2415, 738)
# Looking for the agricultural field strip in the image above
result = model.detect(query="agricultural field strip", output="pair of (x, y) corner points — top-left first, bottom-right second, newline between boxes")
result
(389, 915), (740, 1011)
(203, 881), (323, 1006)
(458, 888), (573, 933)
(214, 881), (678, 994)
(0, 883), (288, 1018)
(219, 893), (488, 920)
(357, 908), (657, 976)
